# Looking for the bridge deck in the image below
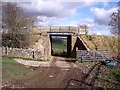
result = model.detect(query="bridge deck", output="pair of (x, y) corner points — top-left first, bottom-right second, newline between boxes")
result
(33, 26), (88, 34)
(48, 32), (73, 35)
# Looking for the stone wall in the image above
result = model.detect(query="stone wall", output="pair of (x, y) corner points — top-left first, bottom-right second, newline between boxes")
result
(2, 47), (42, 60)
(77, 50), (110, 62)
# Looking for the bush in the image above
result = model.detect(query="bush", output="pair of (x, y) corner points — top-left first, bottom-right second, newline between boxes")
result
(2, 34), (31, 48)
(2, 34), (40, 48)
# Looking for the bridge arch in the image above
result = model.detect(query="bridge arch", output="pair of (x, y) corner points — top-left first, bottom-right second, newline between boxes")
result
(33, 26), (88, 60)
(48, 32), (72, 57)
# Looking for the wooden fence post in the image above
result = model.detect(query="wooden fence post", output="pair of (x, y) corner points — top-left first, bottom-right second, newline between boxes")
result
(5, 46), (8, 55)
(32, 50), (35, 59)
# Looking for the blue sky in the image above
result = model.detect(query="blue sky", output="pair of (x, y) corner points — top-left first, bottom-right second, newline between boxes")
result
(3, 0), (119, 35)
(55, 2), (118, 35)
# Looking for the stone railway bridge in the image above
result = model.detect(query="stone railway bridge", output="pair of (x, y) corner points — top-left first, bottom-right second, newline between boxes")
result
(32, 26), (89, 60)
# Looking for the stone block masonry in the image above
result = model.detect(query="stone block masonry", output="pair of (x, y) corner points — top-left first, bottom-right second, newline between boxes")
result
(77, 50), (111, 62)
(2, 47), (42, 60)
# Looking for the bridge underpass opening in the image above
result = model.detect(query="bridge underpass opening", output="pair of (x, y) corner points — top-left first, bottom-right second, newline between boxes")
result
(50, 35), (71, 57)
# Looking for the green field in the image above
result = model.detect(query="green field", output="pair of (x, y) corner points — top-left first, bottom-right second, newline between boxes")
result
(52, 43), (67, 49)
(52, 38), (67, 54)
(2, 57), (32, 83)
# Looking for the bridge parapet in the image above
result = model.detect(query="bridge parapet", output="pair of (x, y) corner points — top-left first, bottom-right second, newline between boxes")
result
(33, 26), (88, 34)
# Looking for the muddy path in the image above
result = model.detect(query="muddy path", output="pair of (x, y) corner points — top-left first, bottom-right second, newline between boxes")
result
(3, 56), (84, 88)
(3, 56), (120, 89)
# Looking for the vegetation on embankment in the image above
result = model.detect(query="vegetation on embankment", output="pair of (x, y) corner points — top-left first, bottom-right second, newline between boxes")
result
(80, 35), (119, 57)
(2, 34), (40, 49)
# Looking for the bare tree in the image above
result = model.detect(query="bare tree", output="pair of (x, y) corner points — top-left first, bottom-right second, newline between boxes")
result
(2, 2), (35, 34)
(2, 2), (35, 48)
(109, 10), (119, 35)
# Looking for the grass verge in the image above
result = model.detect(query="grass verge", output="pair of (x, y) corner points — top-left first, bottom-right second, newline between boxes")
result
(70, 58), (76, 61)
(2, 57), (32, 83)
(2, 55), (43, 61)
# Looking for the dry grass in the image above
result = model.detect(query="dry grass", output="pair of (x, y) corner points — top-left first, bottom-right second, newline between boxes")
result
(26, 34), (40, 48)
(80, 35), (118, 57)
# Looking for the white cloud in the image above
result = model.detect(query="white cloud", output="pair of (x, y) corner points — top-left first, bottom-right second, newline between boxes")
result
(88, 6), (118, 35)
(68, 23), (78, 27)
(103, 2), (109, 7)
(18, 1), (85, 18)
(35, 16), (65, 26)
(78, 18), (94, 28)
(17, 1), (95, 26)
(3, 1), (118, 35)
(26, 2), (118, 35)
(96, 32), (102, 35)
(90, 7), (118, 25)
(73, 7), (117, 35)
(66, 18), (94, 27)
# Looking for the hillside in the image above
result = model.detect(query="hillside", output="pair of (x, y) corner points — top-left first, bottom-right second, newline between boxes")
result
(80, 35), (119, 57)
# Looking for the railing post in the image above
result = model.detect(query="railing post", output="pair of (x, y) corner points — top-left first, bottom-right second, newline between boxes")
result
(50, 26), (51, 32)
(78, 27), (79, 34)
(69, 26), (70, 32)
(76, 47), (78, 61)
(59, 26), (61, 32)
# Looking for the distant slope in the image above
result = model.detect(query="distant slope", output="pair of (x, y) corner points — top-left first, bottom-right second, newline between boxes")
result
(80, 35), (118, 57)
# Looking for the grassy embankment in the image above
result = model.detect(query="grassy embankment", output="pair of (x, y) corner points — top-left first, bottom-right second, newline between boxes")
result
(80, 35), (119, 57)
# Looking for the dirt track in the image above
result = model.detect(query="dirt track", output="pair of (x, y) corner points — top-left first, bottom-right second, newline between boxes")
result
(14, 56), (77, 68)
(3, 56), (120, 89)
(3, 56), (84, 88)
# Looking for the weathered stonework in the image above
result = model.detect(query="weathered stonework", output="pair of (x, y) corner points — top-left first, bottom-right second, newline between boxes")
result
(32, 33), (51, 61)
(77, 50), (110, 62)
(2, 47), (42, 60)
(2, 26), (89, 61)
(33, 26), (88, 35)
